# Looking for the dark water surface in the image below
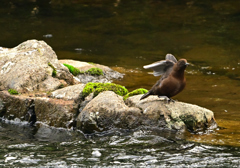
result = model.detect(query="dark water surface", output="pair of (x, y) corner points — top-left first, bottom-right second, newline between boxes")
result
(1, 0), (240, 166)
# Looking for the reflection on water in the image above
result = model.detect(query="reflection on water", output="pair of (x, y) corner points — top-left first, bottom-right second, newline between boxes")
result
(1, 0), (240, 166)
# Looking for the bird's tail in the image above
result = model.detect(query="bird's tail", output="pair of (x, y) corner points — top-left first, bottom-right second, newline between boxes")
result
(140, 91), (151, 100)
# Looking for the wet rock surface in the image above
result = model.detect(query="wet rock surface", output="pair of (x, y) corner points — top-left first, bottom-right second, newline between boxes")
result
(0, 91), (33, 120)
(34, 97), (78, 128)
(0, 91), (78, 128)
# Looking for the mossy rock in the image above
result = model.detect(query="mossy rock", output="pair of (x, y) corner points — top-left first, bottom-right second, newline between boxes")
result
(123, 88), (148, 100)
(81, 82), (128, 99)
(8, 89), (19, 95)
(63, 63), (80, 76)
(85, 68), (104, 76)
(48, 62), (57, 77)
(52, 70), (57, 77)
(87, 62), (96, 65)
(81, 83), (96, 98)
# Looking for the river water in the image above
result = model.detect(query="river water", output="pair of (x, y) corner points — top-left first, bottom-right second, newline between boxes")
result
(1, 0), (240, 167)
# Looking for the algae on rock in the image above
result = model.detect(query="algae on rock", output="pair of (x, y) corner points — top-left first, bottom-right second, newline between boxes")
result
(8, 89), (19, 95)
(81, 82), (128, 99)
(123, 88), (148, 100)
(48, 62), (57, 77)
(63, 63), (80, 76)
(84, 68), (104, 76)
(63, 64), (103, 77)
(59, 59), (124, 84)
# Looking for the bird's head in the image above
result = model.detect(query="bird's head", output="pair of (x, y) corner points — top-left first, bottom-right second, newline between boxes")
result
(175, 59), (189, 71)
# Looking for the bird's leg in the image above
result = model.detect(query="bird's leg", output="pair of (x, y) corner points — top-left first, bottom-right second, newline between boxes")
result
(158, 96), (175, 103)
(168, 98), (175, 103)
(158, 96), (167, 100)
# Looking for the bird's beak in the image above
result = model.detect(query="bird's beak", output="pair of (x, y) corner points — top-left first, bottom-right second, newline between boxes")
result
(185, 62), (190, 66)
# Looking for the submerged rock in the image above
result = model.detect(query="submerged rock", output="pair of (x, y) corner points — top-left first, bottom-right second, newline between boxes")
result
(0, 40), (74, 92)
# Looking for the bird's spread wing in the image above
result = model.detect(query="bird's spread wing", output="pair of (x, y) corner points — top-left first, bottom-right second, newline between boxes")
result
(143, 60), (175, 76)
(165, 54), (177, 63)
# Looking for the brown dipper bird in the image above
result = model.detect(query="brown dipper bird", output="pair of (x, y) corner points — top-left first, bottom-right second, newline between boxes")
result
(140, 54), (189, 102)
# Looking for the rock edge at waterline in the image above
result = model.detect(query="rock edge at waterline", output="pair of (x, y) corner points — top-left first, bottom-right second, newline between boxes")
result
(0, 40), (217, 134)
(77, 91), (217, 133)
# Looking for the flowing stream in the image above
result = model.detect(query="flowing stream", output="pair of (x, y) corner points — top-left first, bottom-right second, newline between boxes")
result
(1, 0), (240, 166)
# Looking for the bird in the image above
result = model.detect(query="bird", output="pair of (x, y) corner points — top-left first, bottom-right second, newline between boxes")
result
(140, 54), (189, 102)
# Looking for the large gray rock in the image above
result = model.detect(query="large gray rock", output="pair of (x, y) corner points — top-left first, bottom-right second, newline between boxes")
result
(0, 40), (74, 92)
(126, 95), (217, 132)
(77, 91), (217, 133)
(77, 91), (142, 133)
(59, 59), (123, 83)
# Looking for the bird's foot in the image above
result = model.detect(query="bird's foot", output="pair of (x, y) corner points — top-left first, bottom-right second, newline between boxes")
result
(168, 98), (175, 103)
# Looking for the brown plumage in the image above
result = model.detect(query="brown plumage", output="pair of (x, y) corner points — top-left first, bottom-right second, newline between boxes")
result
(140, 54), (189, 102)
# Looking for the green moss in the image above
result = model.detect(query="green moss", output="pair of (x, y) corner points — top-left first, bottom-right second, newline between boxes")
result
(88, 62), (96, 65)
(63, 63), (80, 76)
(48, 62), (57, 77)
(8, 89), (19, 95)
(81, 82), (128, 99)
(93, 83), (128, 97)
(81, 83), (97, 98)
(76, 67), (104, 76)
(123, 88), (148, 100)
(85, 68), (103, 76)
(52, 70), (57, 77)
